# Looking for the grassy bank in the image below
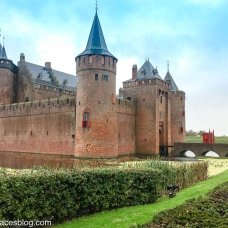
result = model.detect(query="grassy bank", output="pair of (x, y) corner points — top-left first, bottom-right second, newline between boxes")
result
(55, 170), (228, 228)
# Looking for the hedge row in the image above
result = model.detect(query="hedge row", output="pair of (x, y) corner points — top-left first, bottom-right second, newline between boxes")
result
(0, 161), (208, 223)
(144, 181), (228, 227)
(0, 168), (161, 222)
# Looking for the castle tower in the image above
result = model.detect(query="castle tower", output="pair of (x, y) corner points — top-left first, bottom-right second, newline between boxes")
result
(164, 65), (185, 145)
(75, 10), (118, 157)
(0, 38), (17, 104)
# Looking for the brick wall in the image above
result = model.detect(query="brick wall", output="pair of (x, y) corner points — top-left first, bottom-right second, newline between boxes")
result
(116, 98), (136, 156)
(75, 55), (118, 158)
(0, 97), (75, 156)
(170, 91), (185, 144)
(123, 78), (171, 155)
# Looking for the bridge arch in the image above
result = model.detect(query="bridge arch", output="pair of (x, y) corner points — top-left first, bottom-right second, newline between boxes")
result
(202, 150), (219, 157)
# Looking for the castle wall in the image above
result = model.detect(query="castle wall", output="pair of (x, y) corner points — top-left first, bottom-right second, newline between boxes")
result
(170, 91), (185, 144)
(0, 97), (75, 156)
(116, 99), (136, 156)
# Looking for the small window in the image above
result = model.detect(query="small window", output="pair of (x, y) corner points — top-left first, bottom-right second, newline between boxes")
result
(102, 74), (108, 81)
(160, 96), (162, 103)
(82, 112), (90, 128)
(101, 56), (105, 65)
(25, 97), (29, 102)
(179, 127), (184, 134)
(108, 58), (111, 66)
(89, 56), (92, 64)
(95, 74), (98, 80)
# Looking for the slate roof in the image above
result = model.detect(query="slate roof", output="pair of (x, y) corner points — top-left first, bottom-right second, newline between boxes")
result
(77, 12), (117, 60)
(137, 59), (162, 80)
(25, 62), (77, 92)
(0, 43), (8, 59)
(164, 71), (179, 91)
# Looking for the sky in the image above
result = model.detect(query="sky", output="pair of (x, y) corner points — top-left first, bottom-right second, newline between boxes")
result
(0, 0), (228, 136)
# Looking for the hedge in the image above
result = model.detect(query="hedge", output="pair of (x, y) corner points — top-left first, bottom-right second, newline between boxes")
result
(0, 168), (161, 223)
(0, 161), (208, 223)
(144, 181), (228, 227)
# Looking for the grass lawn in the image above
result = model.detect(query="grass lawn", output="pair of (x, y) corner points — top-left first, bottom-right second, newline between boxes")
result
(186, 135), (228, 143)
(55, 169), (228, 228)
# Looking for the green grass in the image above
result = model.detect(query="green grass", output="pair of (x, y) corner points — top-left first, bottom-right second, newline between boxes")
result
(186, 135), (228, 143)
(55, 170), (228, 228)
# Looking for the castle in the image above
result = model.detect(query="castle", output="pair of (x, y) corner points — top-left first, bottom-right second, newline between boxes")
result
(0, 10), (185, 167)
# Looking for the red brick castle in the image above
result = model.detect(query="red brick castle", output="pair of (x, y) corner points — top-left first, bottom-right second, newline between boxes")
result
(0, 10), (185, 166)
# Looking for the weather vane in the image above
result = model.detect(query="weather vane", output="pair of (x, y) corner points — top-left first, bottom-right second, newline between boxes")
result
(95, 0), (98, 12)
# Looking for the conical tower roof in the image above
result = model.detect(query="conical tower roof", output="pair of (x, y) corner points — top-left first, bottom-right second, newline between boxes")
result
(164, 71), (179, 91)
(0, 40), (8, 59)
(1, 45), (7, 59)
(0, 43), (2, 57)
(77, 11), (117, 60)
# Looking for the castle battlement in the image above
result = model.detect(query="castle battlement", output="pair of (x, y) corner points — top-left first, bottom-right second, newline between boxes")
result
(170, 90), (185, 97)
(116, 98), (136, 115)
(123, 78), (170, 89)
(0, 97), (76, 117)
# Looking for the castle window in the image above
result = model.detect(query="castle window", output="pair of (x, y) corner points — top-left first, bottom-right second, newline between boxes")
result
(25, 97), (29, 102)
(82, 112), (90, 128)
(78, 57), (81, 66)
(160, 96), (162, 103)
(179, 127), (183, 134)
(113, 59), (115, 68)
(108, 58), (111, 66)
(101, 56), (105, 65)
(95, 74), (98, 80)
(83, 57), (86, 65)
(89, 56), (92, 64)
(102, 74), (108, 81)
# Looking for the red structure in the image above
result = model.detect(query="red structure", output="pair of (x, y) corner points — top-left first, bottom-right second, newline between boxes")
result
(202, 130), (215, 144)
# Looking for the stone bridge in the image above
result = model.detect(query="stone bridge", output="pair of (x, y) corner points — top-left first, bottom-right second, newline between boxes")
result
(172, 143), (228, 157)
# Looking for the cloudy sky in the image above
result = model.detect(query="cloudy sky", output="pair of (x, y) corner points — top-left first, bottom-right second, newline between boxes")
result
(1, 0), (228, 136)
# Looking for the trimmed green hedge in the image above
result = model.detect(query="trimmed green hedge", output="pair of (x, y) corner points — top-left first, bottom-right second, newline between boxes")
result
(0, 161), (208, 223)
(144, 182), (228, 227)
(0, 169), (161, 222)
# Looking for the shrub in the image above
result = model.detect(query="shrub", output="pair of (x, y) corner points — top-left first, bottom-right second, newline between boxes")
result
(0, 161), (208, 224)
(0, 168), (161, 223)
(143, 182), (228, 228)
(123, 160), (208, 193)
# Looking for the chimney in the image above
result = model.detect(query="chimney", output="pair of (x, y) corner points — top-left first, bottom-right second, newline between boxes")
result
(20, 53), (25, 62)
(132, 64), (137, 80)
(45, 62), (52, 69)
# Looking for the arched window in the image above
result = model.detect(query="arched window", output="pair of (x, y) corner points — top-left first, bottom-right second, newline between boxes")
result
(82, 112), (90, 128)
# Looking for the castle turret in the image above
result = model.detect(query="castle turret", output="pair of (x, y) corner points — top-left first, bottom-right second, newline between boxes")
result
(164, 64), (185, 144)
(75, 10), (118, 157)
(0, 39), (17, 104)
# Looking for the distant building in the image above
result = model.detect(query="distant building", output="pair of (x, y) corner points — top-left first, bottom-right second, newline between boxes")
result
(0, 9), (185, 166)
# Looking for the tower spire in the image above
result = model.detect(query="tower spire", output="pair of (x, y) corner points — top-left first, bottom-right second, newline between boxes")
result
(95, 0), (98, 12)
(167, 60), (170, 72)
(76, 7), (117, 60)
